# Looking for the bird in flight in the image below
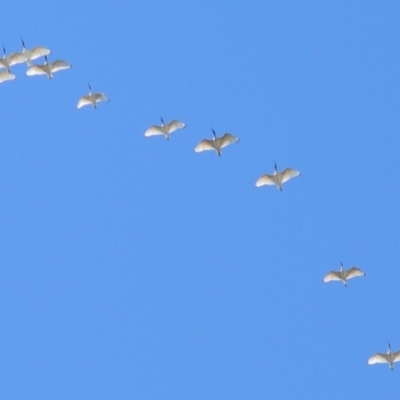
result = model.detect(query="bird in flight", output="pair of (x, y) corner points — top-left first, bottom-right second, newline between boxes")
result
(323, 262), (365, 286)
(194, 128), (239, 156)
(255, 162), (300, 191)
(368, 343), (400, 370)
(77, 84), (109, 109)
(144, 117), (186, 140)
(26, 55), (71, 79)
(17, 39), (51, 67)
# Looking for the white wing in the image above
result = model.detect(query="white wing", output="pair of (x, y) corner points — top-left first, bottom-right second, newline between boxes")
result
(255, 174), (275, 187)
(368, 353), (388, 365)
(26, 65), (47, 76)
(346, 267), (365, 280)
(281, 168), (300, 183)
(165, 120), (185, 134)
(0, 60), (7, 70)
(220, 133), (239, 148)
(94, 92), (109, 103)
(393, 351), (400, 362)
(323, 271), (342, 283)
(9, 52), (26, 66)
(0, 71), (16, 83)
(50, 60), (71, 73)
(195, 139), (216, 152)
(77, 96), (92, 109)
(144, 125), (164, 137)
(30, 46), (51, 60)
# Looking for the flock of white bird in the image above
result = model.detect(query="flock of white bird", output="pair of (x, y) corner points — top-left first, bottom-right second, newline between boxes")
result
(2, 39), (397, 371)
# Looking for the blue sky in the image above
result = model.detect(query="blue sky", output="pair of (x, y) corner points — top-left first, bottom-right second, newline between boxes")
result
(0, 1), (399, 398)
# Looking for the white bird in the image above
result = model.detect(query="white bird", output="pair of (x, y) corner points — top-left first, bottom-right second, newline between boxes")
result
(0, 71), (16, 84)
(323, 262), (365, 286)
(0, 46), (25, 73)
(17, 38), (51, 67)
(77, 84), (109, 109)
(255, 162), (300, 191)
(26, 55), (71, 79)
(368, 343), (400, 370)
(144, 117), (185, 140)
(194, 128), (239, 156)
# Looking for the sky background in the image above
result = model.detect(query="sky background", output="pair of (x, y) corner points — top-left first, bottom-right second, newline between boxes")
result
(0, 1), (399, 398)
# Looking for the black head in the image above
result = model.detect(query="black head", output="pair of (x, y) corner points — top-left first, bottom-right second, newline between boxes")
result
(88, 83), (92, 91)
(21, 37), (25, 48)
(44, 55), (48, 63)
(2, 46), (5, 55)
(160, 116), (164, 125)
(274, 161), (277, 171)
(210, 127), (216, 138)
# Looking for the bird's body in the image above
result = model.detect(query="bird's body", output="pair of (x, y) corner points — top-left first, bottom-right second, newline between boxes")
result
(18, 39), (51, 67)
(194, 129), (239, 156)
(26, 55), (71, 79)
(368, 343), (400, 370)
(144, 118), (185, 140)
(0, 71), (16, 84)
(77, 85), (108, 109)
(0, 46), (25, 73)
(323, 262), (365, 286)
(255, 163), (300, 191)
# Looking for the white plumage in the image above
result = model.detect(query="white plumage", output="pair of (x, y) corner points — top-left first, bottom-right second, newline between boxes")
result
(144, 118), (185, 140)
(368, 343), (400, 370)
(194, 128), (239, 156)
(26, 55), (71, 79)
(0, 46), (25, 73)
(255, 163), (300, 191)
(323, 262), (365, 286)
(16, 39), (51, 67)
(0, 71), (16, 84)
(77, 84), (109, 109)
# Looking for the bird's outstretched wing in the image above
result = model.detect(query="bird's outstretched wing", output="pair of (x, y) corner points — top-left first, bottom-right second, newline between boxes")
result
(346, 267), (365, 280)
(94, 92), (109, 103)
(220, 133), (239, 148)
(393, 351), (400, 362)
(50, 60), (71, 72)
(281, 168), (300, 183)
(255, 174), (275, 187)
(368, 353), (388, 365)
(323, 271), (342, 283)
(0, 71), (16, 83)
(26, 65), (47, 76)
(165, 120), (185, 134)
(9, 52), (26, 66)
(30, 46), (51, 60)
(144, 125), (164, 137)
(194, 139), (216, 152)
(77, 96), (92, 109)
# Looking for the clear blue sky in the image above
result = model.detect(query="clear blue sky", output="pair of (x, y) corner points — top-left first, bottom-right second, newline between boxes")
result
(0, 1), (399, 398)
